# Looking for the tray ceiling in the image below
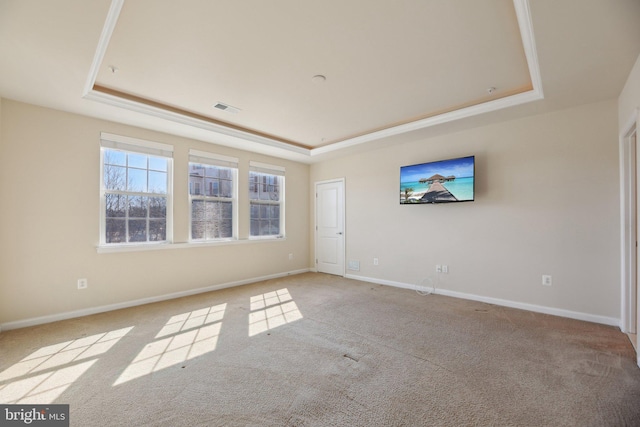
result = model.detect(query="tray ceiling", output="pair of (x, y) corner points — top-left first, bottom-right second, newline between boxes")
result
(4, 0), (639, 162)
(87, 0), (538, 152)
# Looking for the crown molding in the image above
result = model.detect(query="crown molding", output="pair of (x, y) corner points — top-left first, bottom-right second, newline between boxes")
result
(83, 0), (124, 97)
(311, 88), (543, 156)
(83, 0), (543, 161)
(84, 88), (312, 156)
(311, 0), (543, 157)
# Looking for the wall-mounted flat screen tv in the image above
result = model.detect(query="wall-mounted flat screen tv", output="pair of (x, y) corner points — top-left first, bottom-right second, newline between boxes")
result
(400, 156), (475, 204)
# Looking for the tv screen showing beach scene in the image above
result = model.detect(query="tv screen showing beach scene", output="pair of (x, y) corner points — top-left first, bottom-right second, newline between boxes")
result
(400, 156), (475, 204)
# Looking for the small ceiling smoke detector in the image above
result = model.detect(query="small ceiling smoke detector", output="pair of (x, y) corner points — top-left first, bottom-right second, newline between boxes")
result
(312, 75), (326, 83)
(213, 102), (241, 114)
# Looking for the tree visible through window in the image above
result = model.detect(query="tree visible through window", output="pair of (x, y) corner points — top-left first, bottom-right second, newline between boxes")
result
(102, 148), (170, 244)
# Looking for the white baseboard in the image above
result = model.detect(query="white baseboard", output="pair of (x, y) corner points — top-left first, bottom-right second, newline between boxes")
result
(345, 274), (620, 327)
(0, 269), (310, 332)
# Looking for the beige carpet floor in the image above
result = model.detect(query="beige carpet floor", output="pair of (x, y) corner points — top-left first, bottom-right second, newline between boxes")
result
(1, 273), (639, 426)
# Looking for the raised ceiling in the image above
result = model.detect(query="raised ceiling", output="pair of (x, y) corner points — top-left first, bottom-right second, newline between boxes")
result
(92, 0), (534, 150)
(1, 0), (639, 162)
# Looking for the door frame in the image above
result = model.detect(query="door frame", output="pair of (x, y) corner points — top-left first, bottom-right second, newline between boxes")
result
(314, 178), (346, 276)
(620, 108), (639, 336)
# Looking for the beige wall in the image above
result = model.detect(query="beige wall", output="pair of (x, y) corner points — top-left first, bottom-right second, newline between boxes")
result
(311, 99), (620, 320)
(0, 99), (310, 326)
(0, 96), (624, 326)
(619, 53), (640, 355)
(619, 53), (640, 130)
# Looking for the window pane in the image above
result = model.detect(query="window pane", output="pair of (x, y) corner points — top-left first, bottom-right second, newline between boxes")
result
(219, 168), (231, 180)
(129, 196), (148, 218)
(188, 162), (236, 241)
(149, 219), (166, 241)
(192, 200), (206, 221)
(128, 219), (147, 242)
(259, 177), (270, 200)
(250, 174), (279, 201)
(271, 205), (280, 219)
(128, 153), (147, 169)
(104, 165), (126, 191)
(192, 221), (206, 240)
(221, 201), (232, 218)
(102, 145), (173, 246)
(267, 178), (280, 201)
(191, 198), (234, 241)
(149, 171), (167, 194)
(270, 183), (280, 201)
(205, 178), (219, 197)
(259, 220), (271, 236)
(219, 218), (233, 238)
(206, 221), (220, 240)
(250, 219), (260, 236)
(189, 164), (205, 176)
(270, 220), (280, 235)
(106, 218), (126, 243)
(250, 201), (281, 237)
(128, 168), (148, 192)
(250, 203), (260, 218)
(204, 201), (221, 239)
(190, 173), (204, 195)
(220, 179), (232, 198)
(219, 201), (232, 238)
(205, 166), (219, 178)
(249, 172), (259, 199)
(205, 201), (222, 224)
(105, 194), (126, 217)
(149, 156), (167, 172)
(104, 149), (126, 166)
(149, 197), (166, 218)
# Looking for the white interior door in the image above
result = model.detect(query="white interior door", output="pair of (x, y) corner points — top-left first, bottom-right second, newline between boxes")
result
(316, 179), (345, 276)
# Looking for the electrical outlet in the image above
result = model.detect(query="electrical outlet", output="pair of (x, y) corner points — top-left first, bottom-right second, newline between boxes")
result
(373, 258), (379, 266)
(77, 278), (88, 290)
(288, 253), (294, 260)
(436, 265), (442, 273)
(442, 265), (449, 273)
(542, 275), (552, 286)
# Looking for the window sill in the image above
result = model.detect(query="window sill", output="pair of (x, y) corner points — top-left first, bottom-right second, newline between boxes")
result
(97, 237), (286, 254)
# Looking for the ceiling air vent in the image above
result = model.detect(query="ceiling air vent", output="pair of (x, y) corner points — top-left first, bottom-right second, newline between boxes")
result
(213, 102), (241, 114)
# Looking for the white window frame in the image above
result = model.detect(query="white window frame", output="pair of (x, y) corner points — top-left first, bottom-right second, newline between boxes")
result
(188, 149), (239, 242)
(249, 161), (285, 239)
(99, 132), (174, 246)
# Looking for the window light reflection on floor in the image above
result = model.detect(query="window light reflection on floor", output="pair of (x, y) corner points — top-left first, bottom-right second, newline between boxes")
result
(249, 288), (303, 337)
(0, 327), (133, 404)
(113, 303), (226, 386)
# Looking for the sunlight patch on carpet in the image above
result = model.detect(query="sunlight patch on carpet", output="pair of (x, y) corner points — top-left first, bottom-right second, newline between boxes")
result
(0, 327), (133, 404)
(249, 289), (303, 337)
(114, 304), (226, 386)
(155, 303), (226, 339)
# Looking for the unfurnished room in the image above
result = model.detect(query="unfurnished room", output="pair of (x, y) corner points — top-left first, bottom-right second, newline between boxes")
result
(1, 0), (640, 426)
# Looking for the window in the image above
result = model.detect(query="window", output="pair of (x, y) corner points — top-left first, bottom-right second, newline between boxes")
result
(189, 150), (238, 241)
(249, 161), (285, 238)
(100, 133), (173, 245)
